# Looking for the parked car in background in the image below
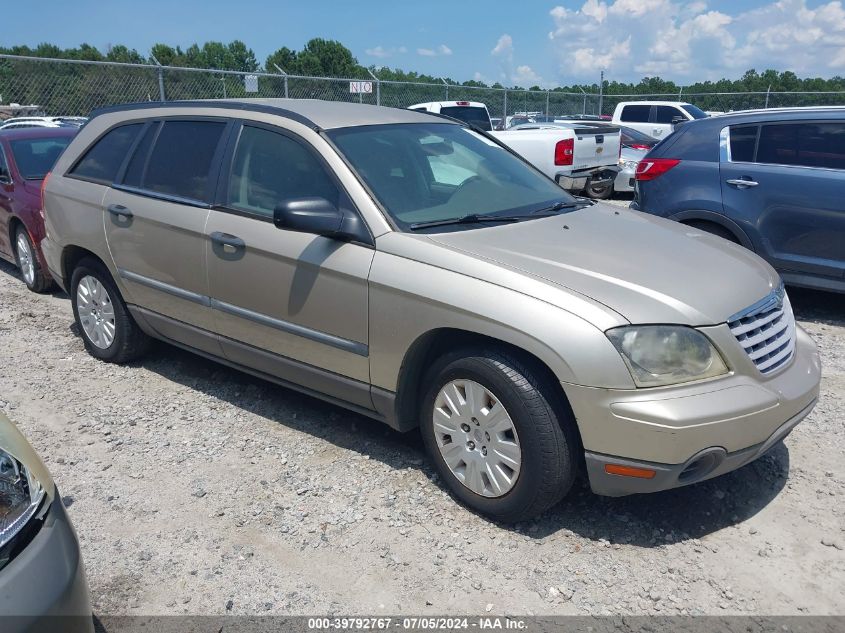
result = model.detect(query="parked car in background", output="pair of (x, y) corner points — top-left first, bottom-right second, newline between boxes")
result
(612, 101), (709, 139)
(633, 107), (845, 294)
(501, 121), (622, 197)
(0, 116), (86, 131)
(526, 121), (657, 197)
(42, 99), (820, 521)
(0, 410), (93, 633)
(0, 127), (77, 291)
(408, 101), (493, 131)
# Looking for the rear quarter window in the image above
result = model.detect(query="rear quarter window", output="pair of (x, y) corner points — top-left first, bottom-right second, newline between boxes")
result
(69, 123), (143, 183)
(620, 105), (650, 123)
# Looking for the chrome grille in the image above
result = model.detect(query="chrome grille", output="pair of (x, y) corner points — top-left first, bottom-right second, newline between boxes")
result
(728, 285), (795, 374)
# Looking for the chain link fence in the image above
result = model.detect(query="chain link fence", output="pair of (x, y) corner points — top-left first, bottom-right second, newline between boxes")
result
(3, 54), (845, 121)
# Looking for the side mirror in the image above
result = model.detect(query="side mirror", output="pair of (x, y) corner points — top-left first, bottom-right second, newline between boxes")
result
(671, 116), (687, 127)
(0, 168), (11, 185)
(273, 197), (369, 243)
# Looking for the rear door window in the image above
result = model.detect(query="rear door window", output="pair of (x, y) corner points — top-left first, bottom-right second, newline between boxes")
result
(122, 122), (160, 188)
(225, 125), (339, 218)
(620, 105), (650, 123)
(143, 120), (227, 201)
(728, 125), (758, 162)
(757, 122), (845, 170)
(0, 147), (9, 181)
(653, 106), (684, 124)
(70, 123), (143, 183)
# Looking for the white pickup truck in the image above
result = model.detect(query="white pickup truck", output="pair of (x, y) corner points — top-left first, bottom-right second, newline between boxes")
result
(409, 101), (621, 194)
(611, 101), (709, 139)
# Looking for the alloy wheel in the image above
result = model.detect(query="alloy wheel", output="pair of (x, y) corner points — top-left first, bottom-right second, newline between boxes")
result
(76, 275), (116, 349)
(16, 232), (35, 286)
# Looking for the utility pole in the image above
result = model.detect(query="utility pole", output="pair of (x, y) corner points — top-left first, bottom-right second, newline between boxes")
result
(366, 67), (380, 106)
(150, 53), (165, 101)
(273, 63), (289, 99)
(598, 70), (604, 116)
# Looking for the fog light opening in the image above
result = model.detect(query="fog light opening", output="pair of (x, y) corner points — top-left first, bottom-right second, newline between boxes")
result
(678, 452), (720, 483)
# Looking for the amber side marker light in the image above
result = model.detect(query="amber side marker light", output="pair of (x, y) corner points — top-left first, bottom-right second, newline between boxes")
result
(605, 464), (656, 479)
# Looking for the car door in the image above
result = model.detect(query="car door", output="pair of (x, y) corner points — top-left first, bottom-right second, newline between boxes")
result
(103, 118), (230, 351)
(0, 143), (13, 259)
(651, 105), (685, 139)
(205, 122), (374, 402)
(720, 120), (845, 280)
(618, 104), (652, 136)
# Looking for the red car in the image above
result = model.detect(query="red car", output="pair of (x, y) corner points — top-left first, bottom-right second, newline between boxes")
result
(0, 127), (77, 292)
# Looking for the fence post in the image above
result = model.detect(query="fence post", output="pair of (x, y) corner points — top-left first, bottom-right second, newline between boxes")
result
(440, 78), (449, 100)
(546, 90), (550, 117)
(503, 89), (508, 120)
(366, 67), (380, 106)
(765, 84), (771, 109)
(273, 64), (289, 98)
(150, 54), (166, 101)
(598, 70), (604, 116)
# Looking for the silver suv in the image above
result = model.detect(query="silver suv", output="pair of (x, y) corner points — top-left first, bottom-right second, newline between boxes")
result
(42, 100), (821, 522)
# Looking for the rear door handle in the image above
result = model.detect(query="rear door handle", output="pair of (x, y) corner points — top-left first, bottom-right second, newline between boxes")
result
(726, 178), (759, 188)
(210, 231), (245, 250)
(107, 204), (133, 219)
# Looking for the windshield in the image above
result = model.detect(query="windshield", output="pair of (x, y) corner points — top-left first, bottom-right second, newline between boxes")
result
(681, 104), (709, 120)
(329, 123), (575, 231)
(10, 137), (72, 179)
(438, 106), (492, 131)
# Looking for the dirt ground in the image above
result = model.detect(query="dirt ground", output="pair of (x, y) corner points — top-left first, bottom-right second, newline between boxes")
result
(0, 250), (843, 617)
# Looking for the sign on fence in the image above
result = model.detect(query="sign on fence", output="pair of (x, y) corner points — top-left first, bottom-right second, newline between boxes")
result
(349, 81), (373, 94)
(244, 74), (259, 93)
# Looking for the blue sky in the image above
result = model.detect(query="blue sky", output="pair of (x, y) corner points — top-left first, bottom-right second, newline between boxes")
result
(4, 0), (844, 85)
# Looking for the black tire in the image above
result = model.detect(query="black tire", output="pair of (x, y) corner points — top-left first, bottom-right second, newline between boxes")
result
(70, 257), (150, 363)
(420, 348), (578, 523)
(584, 181), (614, 200)
(14, 226), (53, 293)
(685, 220), (741, 245)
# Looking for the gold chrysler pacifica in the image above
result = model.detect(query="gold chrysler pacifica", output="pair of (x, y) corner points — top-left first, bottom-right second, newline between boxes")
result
(41, 100), (821, 522)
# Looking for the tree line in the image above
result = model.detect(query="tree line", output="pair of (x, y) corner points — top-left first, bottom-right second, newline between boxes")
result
(2, 39), (845, 115)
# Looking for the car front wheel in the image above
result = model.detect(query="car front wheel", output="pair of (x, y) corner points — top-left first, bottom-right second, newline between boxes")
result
(420, 348), (578, 522)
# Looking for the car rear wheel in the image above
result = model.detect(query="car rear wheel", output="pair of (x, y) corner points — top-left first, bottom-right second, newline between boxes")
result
(685, 220), (741, 245)
(584, 181), (614, 200)
(420, 348), (578, 522)
(70, 258), (150, 363)
(14, 227), (52, 293)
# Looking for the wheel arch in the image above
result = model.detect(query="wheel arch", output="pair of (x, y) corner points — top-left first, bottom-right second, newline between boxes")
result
(670, 210), (754, 250)
(392, 328), (582, 451)
(60, 245), (108, 291)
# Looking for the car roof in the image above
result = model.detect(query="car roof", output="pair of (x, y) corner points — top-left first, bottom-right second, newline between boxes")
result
(93, 99), (444, 130)
(0, 126), (79, 141)
(679, 106), (845, 130)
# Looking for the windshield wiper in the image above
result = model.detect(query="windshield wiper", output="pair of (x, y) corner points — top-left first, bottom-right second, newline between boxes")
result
(409, 213), (539, 230)
(530, 199), (593, 214)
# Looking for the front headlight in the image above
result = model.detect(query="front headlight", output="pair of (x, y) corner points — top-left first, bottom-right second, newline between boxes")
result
(606, 325), (728, 387)
(0, 447), (46, 549)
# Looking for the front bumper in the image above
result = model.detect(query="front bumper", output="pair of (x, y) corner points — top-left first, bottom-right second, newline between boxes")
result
(0, 491), (93, 633)
(564, 325), (821, 496)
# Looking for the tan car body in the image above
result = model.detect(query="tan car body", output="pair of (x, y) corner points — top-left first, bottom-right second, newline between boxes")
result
(42, 100), (821, 496)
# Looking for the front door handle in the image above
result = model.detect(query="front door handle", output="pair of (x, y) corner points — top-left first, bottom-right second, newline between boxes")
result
(726, 178), (759, 188)
(107, 204), (133, 219)
(210, 231), (246, 250)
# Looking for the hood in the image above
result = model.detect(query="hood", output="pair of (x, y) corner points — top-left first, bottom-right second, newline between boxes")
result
(424, 205), (779, 325)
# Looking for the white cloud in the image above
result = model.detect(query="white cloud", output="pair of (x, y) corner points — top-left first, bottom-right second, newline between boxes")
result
(490, 34), (547, 86)
(365, 45), (406, 58)
(417, 44), (452, 57)
(547, 0), (845, 81)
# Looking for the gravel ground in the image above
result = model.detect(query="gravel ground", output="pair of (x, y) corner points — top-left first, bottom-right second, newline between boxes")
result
(0, 230), (843, 616)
